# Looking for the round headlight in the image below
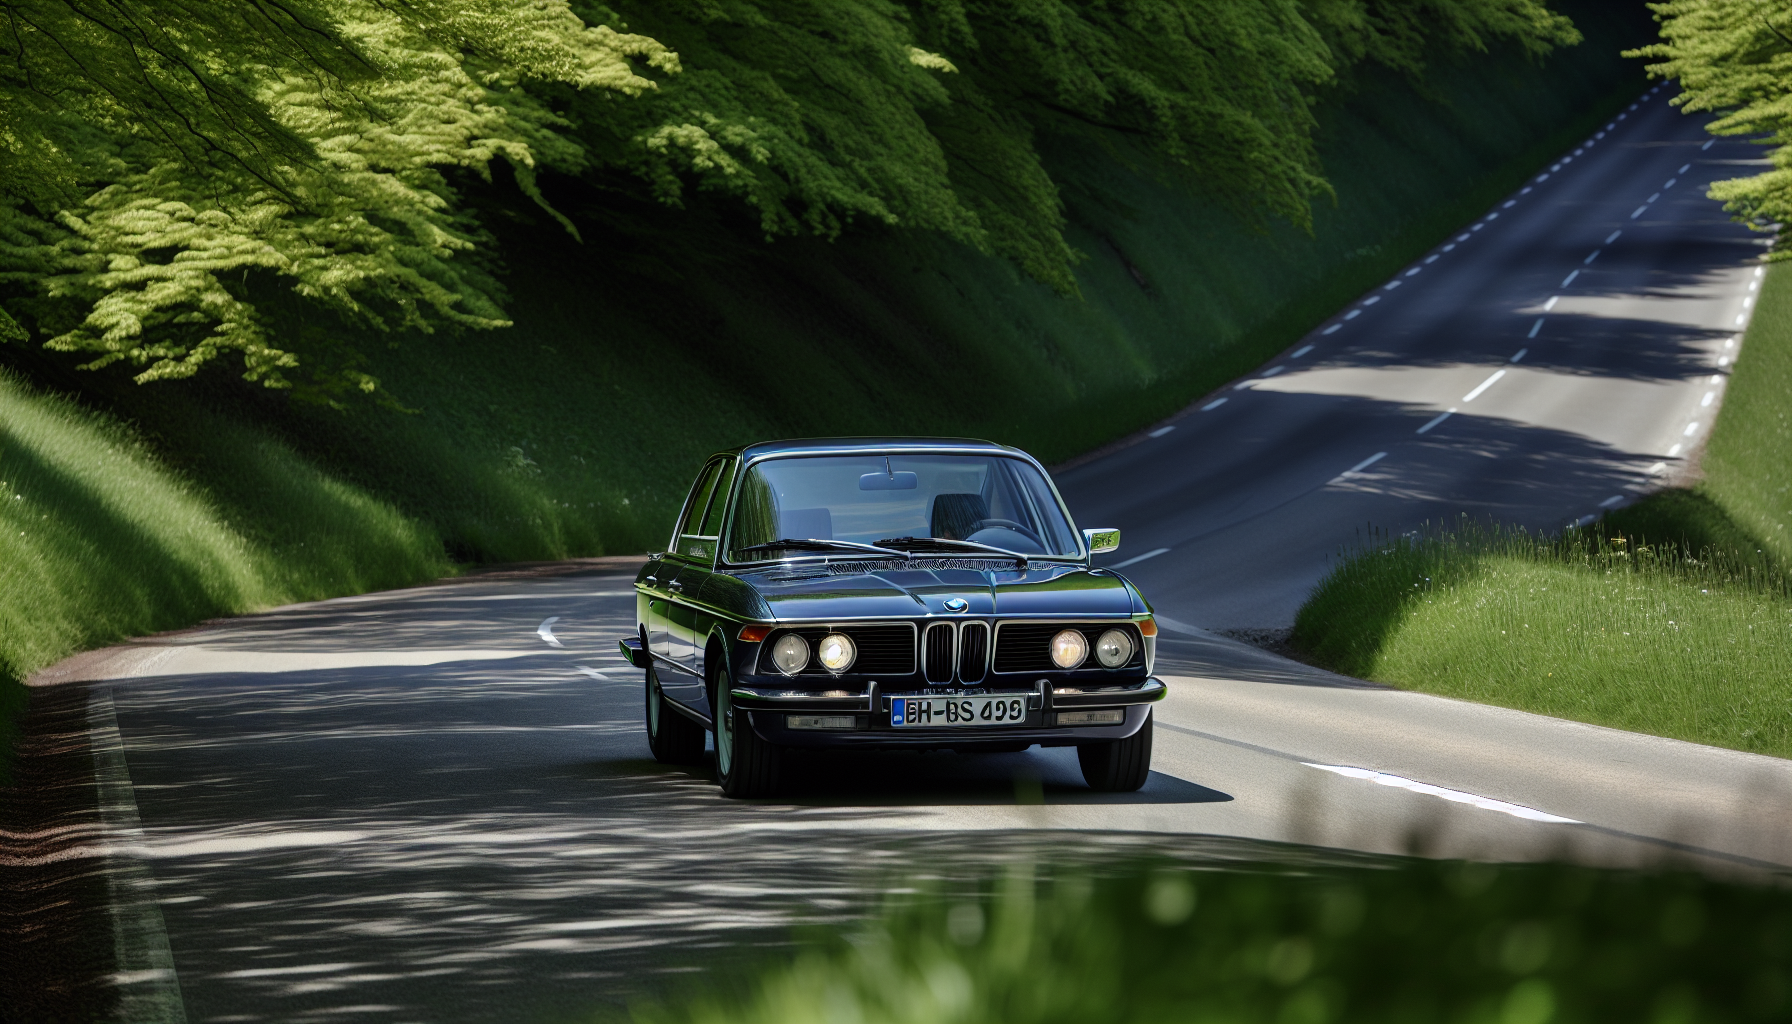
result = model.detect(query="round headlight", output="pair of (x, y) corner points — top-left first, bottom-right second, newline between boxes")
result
(1095, 629), (1135, 668)
(770, 634), (810, 675)
(816, 633), (857, 673)
(1050, 629), (1088, 669)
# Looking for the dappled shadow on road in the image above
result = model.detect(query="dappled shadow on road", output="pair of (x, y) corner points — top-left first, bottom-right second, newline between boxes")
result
(89, 577), (1297, 1024)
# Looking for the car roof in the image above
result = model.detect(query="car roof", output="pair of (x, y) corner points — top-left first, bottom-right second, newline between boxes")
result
(732, 437), (1026, 463)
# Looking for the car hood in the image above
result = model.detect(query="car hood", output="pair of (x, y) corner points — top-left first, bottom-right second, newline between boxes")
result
(732, 561), (1143, 621)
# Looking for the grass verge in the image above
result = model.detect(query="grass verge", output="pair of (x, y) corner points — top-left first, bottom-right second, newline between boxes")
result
(0, 369), (450, 778)
(1291, 261), (1792, 759)
(626, 857), (1792, 1024)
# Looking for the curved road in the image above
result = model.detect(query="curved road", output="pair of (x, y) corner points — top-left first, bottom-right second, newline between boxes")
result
(21, 85), (1792, 1022)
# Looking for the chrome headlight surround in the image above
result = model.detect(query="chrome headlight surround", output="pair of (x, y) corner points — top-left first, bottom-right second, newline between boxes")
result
(816, 632), (857, 674)
(1050, 628), (1089, 669)
(1095, 628), (1135, 669)
(770, 633), (810, 675)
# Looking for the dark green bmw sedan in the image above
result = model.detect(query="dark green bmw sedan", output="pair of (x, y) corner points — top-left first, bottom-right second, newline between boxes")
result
(618, 438), (1165, 798)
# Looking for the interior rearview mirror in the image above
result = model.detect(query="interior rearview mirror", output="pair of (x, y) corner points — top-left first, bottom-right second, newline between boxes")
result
(1083, 528), (1120, 555)
(859, 471), (919, 490)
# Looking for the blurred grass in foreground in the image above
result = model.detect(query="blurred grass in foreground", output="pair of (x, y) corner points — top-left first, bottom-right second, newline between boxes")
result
(1291, 261), (1792, 759)
(628, 858), (1792, 1024)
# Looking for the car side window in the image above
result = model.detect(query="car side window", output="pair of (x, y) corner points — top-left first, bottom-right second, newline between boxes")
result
(697, 460), (736, 538)
(676, 459), (732, 564)
(672, 461), (723, 559)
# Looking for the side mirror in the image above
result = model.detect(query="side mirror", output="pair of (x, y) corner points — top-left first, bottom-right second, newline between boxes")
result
(1083, 528), (1120, 556)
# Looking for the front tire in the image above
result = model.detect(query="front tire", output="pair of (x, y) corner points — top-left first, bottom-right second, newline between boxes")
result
(1077, 712), (1153, 792)
(645, 662), (705, 764)
(715, 674), (781, 798)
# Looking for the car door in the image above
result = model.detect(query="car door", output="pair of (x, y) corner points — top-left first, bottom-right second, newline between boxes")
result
(673, 458), (736, 714)
(661, 459), (732, 707)
(650, 461), (722, 674)
(670, 457), (735, 672)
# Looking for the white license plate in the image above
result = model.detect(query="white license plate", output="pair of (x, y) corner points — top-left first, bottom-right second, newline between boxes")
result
(890, 695), (1028, 728)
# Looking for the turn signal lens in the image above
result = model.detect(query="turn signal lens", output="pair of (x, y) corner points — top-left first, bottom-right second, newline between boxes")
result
(738, 624), (773, 643)
(817, 633), (857, 673)
(1050, 628), (1088, 669)
(1137, 618), (1158, 637)
(1095, 629), (1135, 668)
(770, 634), (809, 675)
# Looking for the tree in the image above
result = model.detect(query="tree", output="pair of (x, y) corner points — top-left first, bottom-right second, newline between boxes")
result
(1627, 0), (1792, 252)
(0, 0), (676, 399)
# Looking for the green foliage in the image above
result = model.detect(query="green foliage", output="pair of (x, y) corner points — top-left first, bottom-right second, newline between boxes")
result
(589, 0), (1580, 293)
(1290, 262), (1792, 759)
(0, 0), (676, 399)
(631, 858), (1792, 1023)
(0, 0), (1579, 393)
(1627, 0), (1792, 254)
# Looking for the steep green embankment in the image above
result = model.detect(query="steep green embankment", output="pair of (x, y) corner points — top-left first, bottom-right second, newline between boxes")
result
(1291, 260), (1792, 760)
(0, 1), (1652, 760)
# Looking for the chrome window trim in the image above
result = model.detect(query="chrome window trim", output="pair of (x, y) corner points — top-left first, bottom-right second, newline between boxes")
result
(717, 446), (1088, 568)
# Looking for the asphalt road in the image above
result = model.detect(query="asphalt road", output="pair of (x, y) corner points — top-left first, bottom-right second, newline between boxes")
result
(29, 85), (1792, 1023)
(1063, 84), (1772, 628)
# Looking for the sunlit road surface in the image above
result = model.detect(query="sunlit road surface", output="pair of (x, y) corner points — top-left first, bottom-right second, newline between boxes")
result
(49, 562), (1792, 1022)
(30, 86), (1792, 1023)
(1063, 85), (1772, 629)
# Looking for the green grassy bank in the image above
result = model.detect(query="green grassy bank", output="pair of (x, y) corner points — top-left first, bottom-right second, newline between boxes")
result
(0, 2), (1652, 755)
(0, 371), (450, 775)
(624, 857), (1792, 1024)
(1291, 261), (1792, 759)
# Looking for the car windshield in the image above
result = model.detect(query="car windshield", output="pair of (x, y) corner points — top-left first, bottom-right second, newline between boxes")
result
(726, 453), (1082, 562)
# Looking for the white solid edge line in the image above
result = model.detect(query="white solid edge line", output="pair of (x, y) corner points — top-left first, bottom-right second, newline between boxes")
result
(1111, 547), (1171, 570)
(1303, 764), (1581, 824)
(88, 688), (191, 1022)
(1462, 368), (1506, 402)
(1149, 425), (1176, 438)
(1416, 409), (1455, 434)
(537, 616), (564, 647)
(1345, 451), (1388, 475)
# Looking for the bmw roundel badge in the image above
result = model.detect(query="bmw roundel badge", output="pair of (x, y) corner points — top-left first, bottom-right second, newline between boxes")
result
(943, 597), (969, 613)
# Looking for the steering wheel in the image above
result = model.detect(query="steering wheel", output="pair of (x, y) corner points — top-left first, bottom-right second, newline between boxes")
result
(971, 518), (1044, 548)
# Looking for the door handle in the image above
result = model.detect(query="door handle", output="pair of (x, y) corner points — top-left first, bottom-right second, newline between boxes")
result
(668, 580), (685, 593)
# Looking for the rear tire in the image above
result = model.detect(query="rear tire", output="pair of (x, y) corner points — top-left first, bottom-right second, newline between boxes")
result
(1077, 712), (1153, 792)
(715, 674), (781, 798)
(645, 662), (705, 764)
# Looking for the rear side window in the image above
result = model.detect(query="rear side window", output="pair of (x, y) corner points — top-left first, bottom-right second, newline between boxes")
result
(672, 461), (723, 557)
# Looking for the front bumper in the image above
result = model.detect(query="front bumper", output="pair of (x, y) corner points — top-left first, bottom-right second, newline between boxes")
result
(729, 676), (1166, 749)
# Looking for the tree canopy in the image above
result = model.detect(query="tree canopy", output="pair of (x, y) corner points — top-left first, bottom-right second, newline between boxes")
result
(0, 0), (1581, 398)
(1628, 0), (1792, 252)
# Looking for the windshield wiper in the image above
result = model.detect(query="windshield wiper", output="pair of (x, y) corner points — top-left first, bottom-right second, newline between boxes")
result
(733, 538), (913, 560)
(875, 536), (1030, 567)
